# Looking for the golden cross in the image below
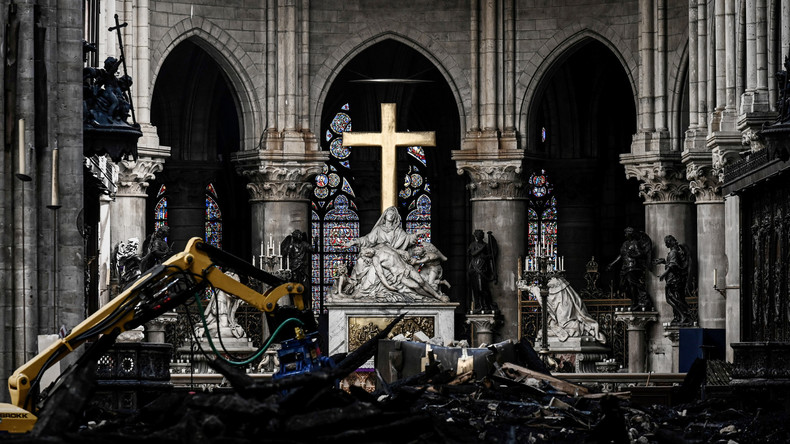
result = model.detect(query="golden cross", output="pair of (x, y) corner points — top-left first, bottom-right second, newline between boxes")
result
(342, 103), (436, 212)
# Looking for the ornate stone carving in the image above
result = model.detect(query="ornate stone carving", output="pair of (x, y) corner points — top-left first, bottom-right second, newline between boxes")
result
(614, 310), (658, 330)
(347, 316), (435, 350)
(116, 156), (165, 196)
(712, 145), (746, 183)
(686, 162), (722, 202)
(741, 127), (766, 153)
(466, 313), (501, 346)
(456, 160), (526, 200)
(624, 162), (691, 202)
(241, 164), (323, 201)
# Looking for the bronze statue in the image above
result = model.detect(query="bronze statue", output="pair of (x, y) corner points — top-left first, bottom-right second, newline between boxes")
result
(141, 225), (171, 272)
(83, 56), (134, 125)
(654, 235), (694, 325)
(607, 227), (653, 311)
(467, 229), (498, 312)
(281, 229), (312, 288)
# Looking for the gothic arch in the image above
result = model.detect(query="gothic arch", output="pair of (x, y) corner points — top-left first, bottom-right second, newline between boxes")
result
(311, 28), (469, 137)
(518, 26), (637, 151)
(151, 17), (263, 151)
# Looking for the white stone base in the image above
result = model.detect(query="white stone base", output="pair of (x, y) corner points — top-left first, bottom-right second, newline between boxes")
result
(327, 302), (458, 368)
(178, 336), (257, 373)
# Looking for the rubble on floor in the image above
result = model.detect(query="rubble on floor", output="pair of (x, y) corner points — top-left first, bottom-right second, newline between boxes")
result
(6, 335), (790, 443)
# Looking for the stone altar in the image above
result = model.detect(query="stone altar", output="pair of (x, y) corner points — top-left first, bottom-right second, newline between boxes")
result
(327, 301), (457, 369)
(327, 206), (457, 369)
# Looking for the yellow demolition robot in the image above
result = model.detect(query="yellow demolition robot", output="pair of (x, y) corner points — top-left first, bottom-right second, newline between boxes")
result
(0, 237), (325, 434)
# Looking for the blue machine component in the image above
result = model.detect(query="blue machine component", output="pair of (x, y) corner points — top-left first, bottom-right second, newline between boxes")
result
(273, 329), (334, 379)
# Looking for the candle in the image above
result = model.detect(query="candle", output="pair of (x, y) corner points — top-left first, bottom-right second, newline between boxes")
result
(260, 241), (264, 256)
(16, 119), (31, 181)
(48, 148), (61, 208)
(18, 119), (24, 175)
(713, 268), (718, 286)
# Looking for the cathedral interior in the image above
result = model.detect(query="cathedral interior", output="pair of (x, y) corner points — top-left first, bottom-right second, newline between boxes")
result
(1, 0), (790, 439)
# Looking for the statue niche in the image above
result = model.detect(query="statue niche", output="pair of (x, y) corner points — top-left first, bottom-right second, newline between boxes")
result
(331, 206), (450, 303)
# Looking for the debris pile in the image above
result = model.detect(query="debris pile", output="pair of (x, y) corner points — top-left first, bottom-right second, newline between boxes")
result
(7, 325), (790, 443)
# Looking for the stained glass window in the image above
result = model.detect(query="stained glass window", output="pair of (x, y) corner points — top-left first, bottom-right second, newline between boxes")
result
(154, 184), (168, 234)
(400, 149), (431, 242)
(311, 104), (360, 313)
(527, 170), (557, 257)
(524, 170), (558, 300)
(205, 183), (222, 248)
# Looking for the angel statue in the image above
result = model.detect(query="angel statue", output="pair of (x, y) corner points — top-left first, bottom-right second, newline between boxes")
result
(607, 227), (653, 311)
(654, 235), (694, 325)
(467, 229), (498, 313)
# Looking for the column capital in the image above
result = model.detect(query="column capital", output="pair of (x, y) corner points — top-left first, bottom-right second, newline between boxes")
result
(683, 154), (722, 203)
(116, 155), (166, 197)
(234, 150), (328, 202)
(621, 154), (691, 203)
(465, 313), (500, 332)
(454, 157), (526, 200)
(615, 310), (659, 330)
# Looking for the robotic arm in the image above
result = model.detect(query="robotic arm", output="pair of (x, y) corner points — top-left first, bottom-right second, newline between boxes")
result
(2, 237), (316, 433)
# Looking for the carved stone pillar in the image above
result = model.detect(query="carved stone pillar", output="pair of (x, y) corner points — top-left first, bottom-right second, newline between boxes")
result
(111, 150), (168, 343)
(615, 310), (658, 373)
(234, 150), (327, 264)
(662, 324), (681, 373)
(145, 311), (179, 344)
(111, 150), (168, 248)
(686, 161), (726, 329)
(622, 156), (694, 373)
(454, 157), (526, 342)
(466, 313), (500, 347)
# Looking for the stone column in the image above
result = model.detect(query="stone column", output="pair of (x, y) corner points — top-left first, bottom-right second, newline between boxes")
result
(466, 314), (499, 347)
(616, 310), (658, 373)
(724, 194), (741, 361)
(687, 1), (699, 131)
(479, 0), (497, 133)
(455, 158), (526, 342)
(638, 0), (655, 130)
(662, 324), (681, 373)
(696, 0), (708, 131)
(654, 0), (667, 131)
(241, 164), (322, 253)
(687, 163), (726, 329)
(112, 151), (168, 343)
(111, 151), (167, 251)
(98, 194), (114, 308)
(623, 158), (695, 373)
